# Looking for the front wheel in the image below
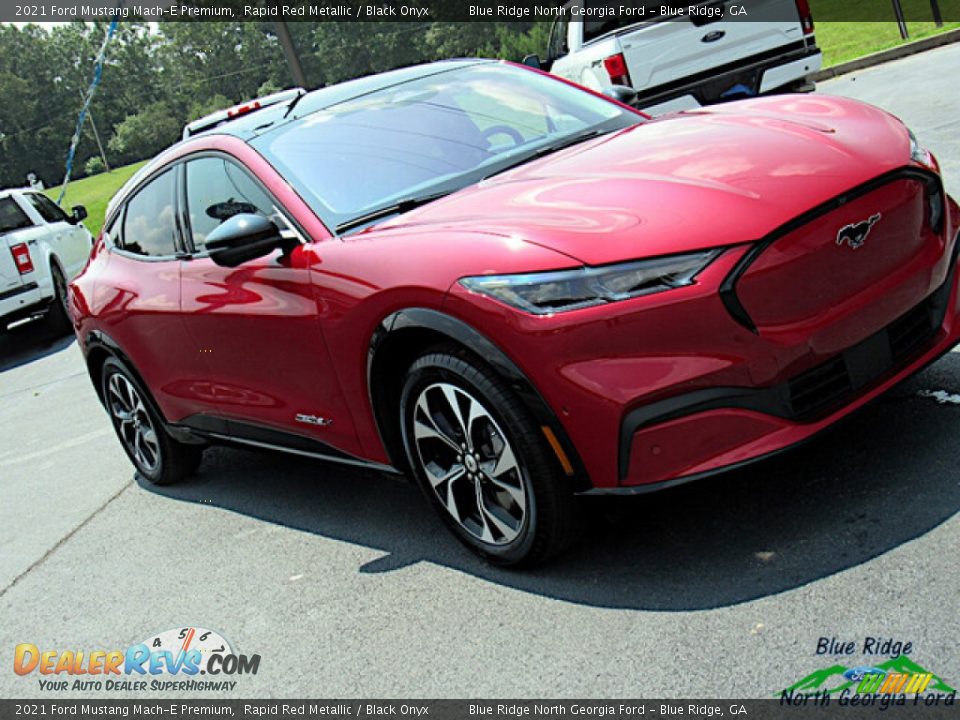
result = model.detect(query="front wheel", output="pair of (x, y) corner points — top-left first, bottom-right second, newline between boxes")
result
(399, 349), (577, 566)
(101, 357), (203, 485)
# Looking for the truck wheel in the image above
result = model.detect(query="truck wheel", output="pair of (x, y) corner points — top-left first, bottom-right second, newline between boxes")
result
(45, 263), (72, 334)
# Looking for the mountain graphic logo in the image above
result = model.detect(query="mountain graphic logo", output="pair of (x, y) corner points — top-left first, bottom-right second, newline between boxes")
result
(781, 655), (956, 697)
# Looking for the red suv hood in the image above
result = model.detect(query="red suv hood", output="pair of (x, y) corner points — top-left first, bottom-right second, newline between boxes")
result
(369, 96), (915, 266)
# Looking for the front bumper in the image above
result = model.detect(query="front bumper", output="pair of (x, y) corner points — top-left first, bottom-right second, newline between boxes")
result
(602, 238), (960, 493)
(445, 183), (960, 491)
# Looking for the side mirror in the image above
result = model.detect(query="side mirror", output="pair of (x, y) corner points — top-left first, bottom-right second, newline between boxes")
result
(521, 54), (542, 70)
(69, 205), (88, 224)
(204, 213), (295, 267)
(602, 85), (638, 106)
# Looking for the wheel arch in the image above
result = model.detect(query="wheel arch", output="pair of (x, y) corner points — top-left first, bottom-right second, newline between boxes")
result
(39, 248), (64, 299)
(367, 308), (590, 490)
(83, 331), (173, 424)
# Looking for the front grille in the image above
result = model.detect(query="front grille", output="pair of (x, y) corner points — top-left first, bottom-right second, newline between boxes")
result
(889, 304), (936, 362)
(620, 247), (956, 480)
(788, 356), (852, 418)
(788, 295), (939, 419)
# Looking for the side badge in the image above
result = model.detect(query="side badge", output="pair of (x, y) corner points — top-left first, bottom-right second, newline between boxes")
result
(296, 413), (333, 427)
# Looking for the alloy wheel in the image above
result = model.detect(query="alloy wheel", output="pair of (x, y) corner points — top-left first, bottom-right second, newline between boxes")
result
(107, 373), (160, 474)
(411, 382), (527, 545)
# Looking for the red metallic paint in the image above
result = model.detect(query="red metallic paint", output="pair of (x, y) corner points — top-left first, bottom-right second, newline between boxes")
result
(70, 84), (960, 492)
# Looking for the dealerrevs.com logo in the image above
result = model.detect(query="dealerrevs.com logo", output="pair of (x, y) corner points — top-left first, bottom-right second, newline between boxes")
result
(13, 626), (260, 692)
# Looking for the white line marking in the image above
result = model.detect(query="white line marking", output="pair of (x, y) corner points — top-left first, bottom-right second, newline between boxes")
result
(917, 389), (960, 406)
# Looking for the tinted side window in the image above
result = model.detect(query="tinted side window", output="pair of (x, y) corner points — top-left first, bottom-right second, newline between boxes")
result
(121, 170), (178, 257)
(547, 17), (569, 59)
(26, 193), (68, 224)
(0, 197), (33, 234)
(185, 157), (276, 250)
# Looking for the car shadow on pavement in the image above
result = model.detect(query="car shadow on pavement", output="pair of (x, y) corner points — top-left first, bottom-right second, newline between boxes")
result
(0, 319), (75, 373)
(138, 356), (960, 611)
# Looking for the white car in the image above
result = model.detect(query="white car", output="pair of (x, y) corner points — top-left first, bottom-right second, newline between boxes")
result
(0, 188), (93, 333)
(542, 0), (822, 115)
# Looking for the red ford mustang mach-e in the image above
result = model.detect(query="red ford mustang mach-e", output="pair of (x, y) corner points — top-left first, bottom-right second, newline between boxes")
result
(70, 60), (960, 565)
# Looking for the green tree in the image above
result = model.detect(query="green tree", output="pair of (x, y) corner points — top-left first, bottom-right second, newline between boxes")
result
(84, 156), (105, 175)
(107, 102), (181, 165)
(187, 93), (233, 122)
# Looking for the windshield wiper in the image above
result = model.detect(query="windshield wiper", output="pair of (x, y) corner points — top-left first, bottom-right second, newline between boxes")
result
(335, 190), (454, 234)
(482, 129), (608, 180)
(283, 89), (308, 119)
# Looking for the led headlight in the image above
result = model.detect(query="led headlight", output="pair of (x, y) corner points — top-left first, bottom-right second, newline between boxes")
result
(909, 129), (932, 167)
(460, 249), (722, 315)
(908, 129), (944, 232)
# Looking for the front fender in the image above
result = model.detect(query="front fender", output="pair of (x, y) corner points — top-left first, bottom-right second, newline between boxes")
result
(368, 307), (590, 489)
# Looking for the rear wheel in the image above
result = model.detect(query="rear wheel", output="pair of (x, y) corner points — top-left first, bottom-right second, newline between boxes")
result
(101, 357), (203, 485)
(400, 349), (577, 566)
(45, 263), (72, 334)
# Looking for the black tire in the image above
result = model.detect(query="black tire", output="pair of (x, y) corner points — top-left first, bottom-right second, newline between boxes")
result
(45, 262), (72, 334)
(101, 357), (203, 485)
(399, 348), (577, 566)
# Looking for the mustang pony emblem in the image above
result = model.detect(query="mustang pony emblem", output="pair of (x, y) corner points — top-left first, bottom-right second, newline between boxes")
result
(836, 213), (881, 250)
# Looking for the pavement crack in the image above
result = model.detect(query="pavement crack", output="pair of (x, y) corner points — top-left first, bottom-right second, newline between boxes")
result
(0, 480), (132, 599)
(0, 371), (88, 400)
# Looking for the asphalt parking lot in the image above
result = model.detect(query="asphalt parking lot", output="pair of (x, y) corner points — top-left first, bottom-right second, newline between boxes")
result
(2, 44), (959, 699)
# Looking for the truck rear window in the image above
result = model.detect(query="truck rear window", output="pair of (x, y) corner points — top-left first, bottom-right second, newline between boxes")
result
(583, 1), (663, 43)
(0, 198), (33, 235)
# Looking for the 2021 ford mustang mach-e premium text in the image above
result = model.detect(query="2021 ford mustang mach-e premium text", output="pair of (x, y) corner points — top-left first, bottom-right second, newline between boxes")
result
(69, 60), (960, 565)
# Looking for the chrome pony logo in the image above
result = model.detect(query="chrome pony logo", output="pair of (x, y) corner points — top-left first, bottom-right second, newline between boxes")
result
(836, 213), (881, 250)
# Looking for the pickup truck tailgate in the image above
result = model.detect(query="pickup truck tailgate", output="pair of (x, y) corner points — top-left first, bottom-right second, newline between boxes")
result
(617, 0), (806, 91)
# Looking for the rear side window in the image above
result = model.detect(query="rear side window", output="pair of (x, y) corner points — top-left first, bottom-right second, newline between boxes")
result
(547, 17), (569, 59)
(121, 170), (179, 257)
(184, 157), (277, 250)
(25, 193), (68, 224)
(0, 197), (33, 234)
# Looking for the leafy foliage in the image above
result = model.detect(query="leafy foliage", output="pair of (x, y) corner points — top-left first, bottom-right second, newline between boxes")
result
(84, 155), (105, 175)
(107, 102), (181, 165)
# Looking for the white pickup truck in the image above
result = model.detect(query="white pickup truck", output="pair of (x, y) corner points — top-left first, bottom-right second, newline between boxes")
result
(0, 188), (93, 333)
(542, 0), (822, 115)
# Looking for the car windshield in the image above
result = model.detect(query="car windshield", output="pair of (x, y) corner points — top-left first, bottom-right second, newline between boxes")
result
(252, 63), (640, 232)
